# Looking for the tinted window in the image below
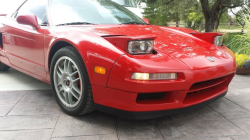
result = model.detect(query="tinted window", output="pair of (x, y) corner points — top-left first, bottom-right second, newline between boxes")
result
(49, 0), (145, 25)
(15, 0), (47, 25)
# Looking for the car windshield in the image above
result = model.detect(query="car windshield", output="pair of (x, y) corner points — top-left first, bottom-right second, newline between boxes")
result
(111, 0), (137, 7)
(49, 0), (145, 25)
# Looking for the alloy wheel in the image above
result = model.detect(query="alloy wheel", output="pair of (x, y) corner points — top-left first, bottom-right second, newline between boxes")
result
(53, 56), (82, 108)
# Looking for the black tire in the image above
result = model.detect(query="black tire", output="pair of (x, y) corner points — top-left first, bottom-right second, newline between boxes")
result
(0, 62), (10, 71)
(50, 46), (95, 116)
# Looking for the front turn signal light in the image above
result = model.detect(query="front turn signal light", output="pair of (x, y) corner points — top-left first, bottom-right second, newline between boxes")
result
(94, 66), (106, 75)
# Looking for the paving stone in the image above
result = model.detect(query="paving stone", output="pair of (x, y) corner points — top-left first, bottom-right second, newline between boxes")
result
(170, 105), (224, 121)
(231, 135), (250, 140)
(0, 91), (26, 105)
(190, 137), (232, 140)
(52, 112), (116, 137)
(230, 118), (250, 134)
(0, 105), (14, 116)
(208, 98), (250, 119)
(226, 88), (250, 97)
(51, 134), (118, 140)
(0, 129), (53, 140)
(117, 118), (164, 140)
(156, 119), (245, 140)
(226, 93), (250, 103)
(225, 97), (250, 112)
(0, 115), (58, 130)
(163, 136), (232, 140)
(229, 75), (250, 88)
(8, 90), (62, 116)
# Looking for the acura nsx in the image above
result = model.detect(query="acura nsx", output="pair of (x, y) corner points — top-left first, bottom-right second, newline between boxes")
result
(0, 0), (236, 119)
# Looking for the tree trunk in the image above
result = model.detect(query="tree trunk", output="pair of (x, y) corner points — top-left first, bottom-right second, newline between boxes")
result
(214, 9), (225, 32)
(176, 21), (179, 27)
(200, 0), (223, 32)
(204, 15), (216, 32)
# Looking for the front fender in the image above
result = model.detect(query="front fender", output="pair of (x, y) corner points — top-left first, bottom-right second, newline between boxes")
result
(44, 26), (124, 87)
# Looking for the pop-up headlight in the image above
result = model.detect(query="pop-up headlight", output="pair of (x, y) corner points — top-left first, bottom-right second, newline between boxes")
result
(214, 36), (223, 46)
(128, 40), (153, 55)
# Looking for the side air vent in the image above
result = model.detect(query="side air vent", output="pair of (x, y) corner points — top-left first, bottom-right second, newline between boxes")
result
(0, 33), (3, 48)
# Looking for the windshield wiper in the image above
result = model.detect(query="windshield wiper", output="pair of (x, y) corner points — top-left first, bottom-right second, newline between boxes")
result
(56, 22), (96, 26)
(120, 22), (147, 25)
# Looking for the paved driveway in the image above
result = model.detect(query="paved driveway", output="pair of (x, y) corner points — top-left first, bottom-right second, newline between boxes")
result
(0, 69), (51, 91)
(0, 70), (249, 140)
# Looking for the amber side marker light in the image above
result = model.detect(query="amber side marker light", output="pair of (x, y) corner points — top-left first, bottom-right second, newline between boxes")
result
(94, 66), (106, 75)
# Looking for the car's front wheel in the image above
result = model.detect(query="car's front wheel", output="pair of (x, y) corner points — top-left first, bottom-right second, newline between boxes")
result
(0, 62), (10, 71)
(50, 47), (94, 116)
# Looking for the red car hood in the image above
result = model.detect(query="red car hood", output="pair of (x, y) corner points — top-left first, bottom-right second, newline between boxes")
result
(79, 25), (232, 69)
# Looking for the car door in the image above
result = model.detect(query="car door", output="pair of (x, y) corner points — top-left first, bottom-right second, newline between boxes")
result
(2, 0), (48, 77)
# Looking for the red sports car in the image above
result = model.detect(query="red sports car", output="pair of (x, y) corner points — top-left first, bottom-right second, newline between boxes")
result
(0, 0), (236, 119)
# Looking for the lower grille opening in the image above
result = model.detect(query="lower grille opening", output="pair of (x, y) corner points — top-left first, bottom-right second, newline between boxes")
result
(183, 74), (235, 106)
(137, 92), (166, 101)
(186, 89), (206, 97)
(136, 92), (176, 104)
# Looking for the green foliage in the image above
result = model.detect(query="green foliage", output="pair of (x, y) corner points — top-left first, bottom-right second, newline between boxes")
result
(232, 17), (238, 23)
(143, 1), (171, 25)
(229, 7), (250, 55)
(186, 7), (204, 29)
(219, 12), (230, 23)
(188, 9), (203, 22)
(143, 0), (203, 27)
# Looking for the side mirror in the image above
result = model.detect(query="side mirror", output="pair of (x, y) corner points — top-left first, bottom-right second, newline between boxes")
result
(16, 14), (40, 30)
(142, 18), (149, 24)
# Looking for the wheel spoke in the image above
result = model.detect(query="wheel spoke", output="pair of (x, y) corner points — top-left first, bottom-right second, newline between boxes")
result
(64, 92), (71, 104)
(73, 85), (81, 94)
(67, 61), (71, 74)
(67, 92), (73, 105)
(71, 71), (78, 77)
(56, 71), (62, 79)
(64, 59), (68, 72)
(73, 78), (80, 83)
(70, 91), (79, 100)
(59, 88), (64, 93)
(58, 66), (64, 74)
(57, 82), (62, 87)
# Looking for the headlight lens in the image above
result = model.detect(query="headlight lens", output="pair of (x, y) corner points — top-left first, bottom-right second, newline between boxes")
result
(131, 73), (177, 80)
(214, 36), (223, 46)
(128, 40), (153, 54)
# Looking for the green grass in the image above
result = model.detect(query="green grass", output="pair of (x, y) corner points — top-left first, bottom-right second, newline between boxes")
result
(223, 33), (243, 52)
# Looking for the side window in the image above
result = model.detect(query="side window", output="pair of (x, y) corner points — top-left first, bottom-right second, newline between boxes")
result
(14, 0), (48, 25)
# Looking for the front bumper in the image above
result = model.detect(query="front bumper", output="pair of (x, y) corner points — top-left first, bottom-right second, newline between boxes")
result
(92, 54), (236, 118)
(95, 91), (227, 120)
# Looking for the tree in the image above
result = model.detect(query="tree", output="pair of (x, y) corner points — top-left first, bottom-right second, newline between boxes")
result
(200, 0), (249, 32)
(143, 0), (200, 26)
(143, 0), (176, 26)
(187, 7), (204, 30)
(231, 5), (250, 33)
